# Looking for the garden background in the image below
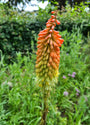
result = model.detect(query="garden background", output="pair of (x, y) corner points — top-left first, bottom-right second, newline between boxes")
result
(0, 0), (90, 125)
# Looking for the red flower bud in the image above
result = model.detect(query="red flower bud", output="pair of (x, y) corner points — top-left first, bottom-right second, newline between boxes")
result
(51, 11), (55, 14)
(56, 20), (61, 25)
(51, 15), (55, 18)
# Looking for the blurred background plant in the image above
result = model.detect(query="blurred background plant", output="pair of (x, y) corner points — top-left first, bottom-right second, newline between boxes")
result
(0, 0), (90, 125)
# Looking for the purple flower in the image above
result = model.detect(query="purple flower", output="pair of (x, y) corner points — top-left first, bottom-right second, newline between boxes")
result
(63, 75), (66, 79)
(71, 74), (75, 78)
(66, 53), (69, 55)
(76, 93), (79, 96)
(72, 72), (76, 75)
(63, 91), (69, 96)
(76, 88), (80, 93)
(68, 74), (71, 76)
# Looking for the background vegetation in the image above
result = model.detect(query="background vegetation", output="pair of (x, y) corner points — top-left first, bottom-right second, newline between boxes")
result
(0, 2), (90, 63)
(0, 0), (89, 9)
(0, 1), (90, 125)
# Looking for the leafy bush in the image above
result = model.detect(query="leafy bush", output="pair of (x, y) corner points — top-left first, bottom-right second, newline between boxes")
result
(57, 2), (90, 36)
(0, 3), (90, 63)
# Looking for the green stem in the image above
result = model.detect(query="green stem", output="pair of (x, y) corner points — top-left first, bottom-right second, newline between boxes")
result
(40, 85), (49, 125)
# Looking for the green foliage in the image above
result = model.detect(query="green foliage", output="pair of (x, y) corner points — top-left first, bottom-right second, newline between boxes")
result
(0, 29), (90, 124)
(81, 32), (90, 71)
(0, 4), (38, 63)
(58, 2), (90, 36)
(0, 3), (90, 63)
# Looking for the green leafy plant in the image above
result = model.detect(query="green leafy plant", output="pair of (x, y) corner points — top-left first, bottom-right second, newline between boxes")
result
(0, 3), (90, 63)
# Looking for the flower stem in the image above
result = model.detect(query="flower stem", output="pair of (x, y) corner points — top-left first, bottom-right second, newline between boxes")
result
(40, 84), (49, 125)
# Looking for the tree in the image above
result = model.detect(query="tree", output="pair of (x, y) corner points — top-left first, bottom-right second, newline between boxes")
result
(74, 0), (86, 5)
(48, 0), (87, 9)
(0, 0), (88, 9)
(41, 0), (88, 9)
(0, 0), (31, 7)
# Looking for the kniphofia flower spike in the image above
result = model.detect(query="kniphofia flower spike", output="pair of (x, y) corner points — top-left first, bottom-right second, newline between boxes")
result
(36, 11), (64, 87)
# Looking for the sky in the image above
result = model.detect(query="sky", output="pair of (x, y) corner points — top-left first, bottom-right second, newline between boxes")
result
(1, 0), (49, 11)
(21, 0), (48, 11)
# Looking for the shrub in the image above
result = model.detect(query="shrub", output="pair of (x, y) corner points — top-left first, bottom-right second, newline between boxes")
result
(0, 3), (90, 63)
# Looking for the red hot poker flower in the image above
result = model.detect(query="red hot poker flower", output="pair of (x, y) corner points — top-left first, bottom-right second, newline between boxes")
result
(36, 11), (64, 87)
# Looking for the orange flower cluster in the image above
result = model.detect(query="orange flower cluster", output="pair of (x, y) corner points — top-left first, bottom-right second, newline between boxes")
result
(36, 11), (64, 86)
